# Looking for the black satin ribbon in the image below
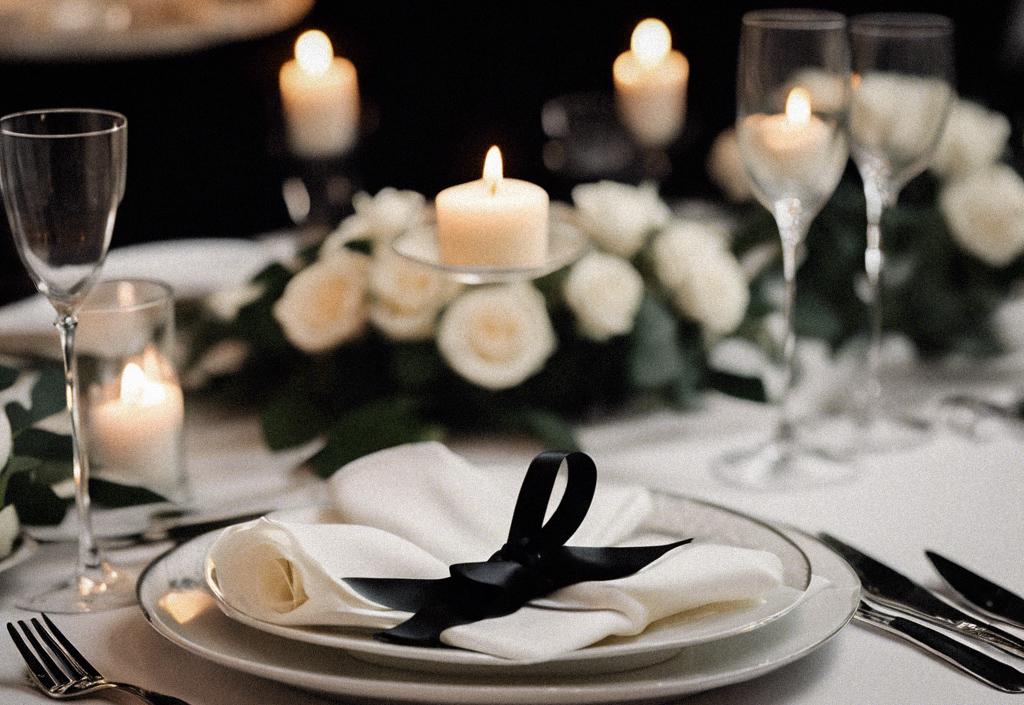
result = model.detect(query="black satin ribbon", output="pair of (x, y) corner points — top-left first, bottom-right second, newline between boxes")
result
(344, 451), (692, 647)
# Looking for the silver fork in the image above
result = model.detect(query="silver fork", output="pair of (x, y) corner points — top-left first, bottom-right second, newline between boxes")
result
(7, 613), (190, 704)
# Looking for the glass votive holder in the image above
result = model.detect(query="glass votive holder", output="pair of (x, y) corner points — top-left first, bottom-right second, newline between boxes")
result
(77, 279), (189, 504)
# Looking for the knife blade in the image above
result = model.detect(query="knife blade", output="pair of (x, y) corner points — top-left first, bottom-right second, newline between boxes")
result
(856, 599), (1024, 693)
(927, 550), (1024, 630)
(819, 533), (1024, 660)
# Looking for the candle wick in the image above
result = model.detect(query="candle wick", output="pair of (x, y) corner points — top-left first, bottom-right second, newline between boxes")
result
(489, 179), (498, 196)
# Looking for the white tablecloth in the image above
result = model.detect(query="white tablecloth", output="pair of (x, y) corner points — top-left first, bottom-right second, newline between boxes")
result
(0, 361), (1021, 704)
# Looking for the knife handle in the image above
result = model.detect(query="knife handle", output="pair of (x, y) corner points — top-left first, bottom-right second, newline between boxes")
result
(857, 602), (1024, 694)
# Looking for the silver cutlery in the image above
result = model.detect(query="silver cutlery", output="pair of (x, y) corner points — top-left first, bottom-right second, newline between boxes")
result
(927, 550), (1024, 630)
(857, 598), (1024, 693)
(819, 533), (1024, 660)
(7, 613), (191, 704)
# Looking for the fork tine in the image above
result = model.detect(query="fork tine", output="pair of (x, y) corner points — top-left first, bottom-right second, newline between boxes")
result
(41, 613), (102, 681)
(14, 618), (69, 692)
(31, 617), (87, 681)
(7, 622), (57, 691)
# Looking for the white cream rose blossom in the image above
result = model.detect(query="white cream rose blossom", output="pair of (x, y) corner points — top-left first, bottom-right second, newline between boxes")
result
(320, 188), (427, 256)
(205, 282), (265, 322)
(571, 181), (670, 258)
(563, 252), (644, 341)
(940, 164), (1024, 267)
(931, 99), (1011, 180)
(273, 249), (371, 353)
(369, 248), (461, 341)
(707, 128), (753, 202)
(437, 285), (556, 391)
(652, 221), (749, 336)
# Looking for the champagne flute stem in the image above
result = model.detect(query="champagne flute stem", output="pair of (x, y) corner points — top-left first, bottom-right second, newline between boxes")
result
(862, 180), (894, 424)
(55, 314), (102, 587)
(776, 232), (800, 457)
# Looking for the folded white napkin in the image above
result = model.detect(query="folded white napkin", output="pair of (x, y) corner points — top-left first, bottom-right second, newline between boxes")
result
(208, 442), (785, 661)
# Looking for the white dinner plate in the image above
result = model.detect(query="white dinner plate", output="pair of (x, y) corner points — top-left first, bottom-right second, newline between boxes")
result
(201, 497), (813, 675)
(138, 521), (858, 703)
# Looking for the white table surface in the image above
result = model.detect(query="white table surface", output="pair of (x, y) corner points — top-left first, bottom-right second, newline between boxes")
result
(0, 359), (1021, 705)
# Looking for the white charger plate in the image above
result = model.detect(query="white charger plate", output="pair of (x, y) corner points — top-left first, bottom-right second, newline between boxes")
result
(201, 496), (813, 674)
(138, 521), (858, 703)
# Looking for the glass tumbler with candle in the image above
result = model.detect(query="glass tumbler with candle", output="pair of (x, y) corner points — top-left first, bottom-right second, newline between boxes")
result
(714, 10), (851, 489)
(78, 279), (188, 504)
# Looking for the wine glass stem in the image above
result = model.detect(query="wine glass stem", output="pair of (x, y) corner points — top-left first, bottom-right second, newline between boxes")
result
(862, 180), (895, 424)
(55, 314), (102, 583)
(777, 234), (799, 456)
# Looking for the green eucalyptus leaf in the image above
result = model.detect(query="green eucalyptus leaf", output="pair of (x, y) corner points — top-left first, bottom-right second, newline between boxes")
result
(88, 478), (167, 507)
(707, 370), (767, 403)
(507, 408), (579, 451)
(5, 402), (33, 434)
(29, 366), (66, 421)
(628, 296), (684, 390)
(13, 429), (71, 461)
(261, 381), (331, 451)
(0, 365), (18, 392)
(5, 471), (67, 525)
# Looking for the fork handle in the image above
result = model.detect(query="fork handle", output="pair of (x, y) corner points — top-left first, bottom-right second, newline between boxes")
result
(111, 683), (192, 705)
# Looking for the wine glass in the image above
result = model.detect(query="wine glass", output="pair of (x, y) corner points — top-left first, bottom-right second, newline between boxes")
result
(848, 14), (954, 450)
(715, 10), (850, 488)
(0, 108), (131, 612)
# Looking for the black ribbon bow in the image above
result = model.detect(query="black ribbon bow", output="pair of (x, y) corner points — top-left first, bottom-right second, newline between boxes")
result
(344, 450), (692, 647)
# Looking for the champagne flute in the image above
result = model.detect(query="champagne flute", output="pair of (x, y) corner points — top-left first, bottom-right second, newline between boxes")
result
(0, 108), (131, 612)
(715, 10), (850, 488)
(848, 14), (954, 449)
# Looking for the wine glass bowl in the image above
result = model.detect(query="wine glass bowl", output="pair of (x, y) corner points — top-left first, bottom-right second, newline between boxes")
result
(0, 108), (132, 612)
(1, 109), (127, 315)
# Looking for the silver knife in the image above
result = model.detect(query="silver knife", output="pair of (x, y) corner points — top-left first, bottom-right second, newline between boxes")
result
(857, 599), (1024, 693)
(819, 533), (1024, 660)
(927, 550), (1024, 630)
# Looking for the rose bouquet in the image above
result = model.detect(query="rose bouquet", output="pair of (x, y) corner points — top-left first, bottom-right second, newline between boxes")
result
(186, 184), (762, 473)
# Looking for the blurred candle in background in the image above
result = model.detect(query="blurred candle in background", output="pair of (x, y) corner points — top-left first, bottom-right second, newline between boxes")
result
(279, 30), (360, 158)
(613, 18), (689, 148)
(435, 146), (549, 267)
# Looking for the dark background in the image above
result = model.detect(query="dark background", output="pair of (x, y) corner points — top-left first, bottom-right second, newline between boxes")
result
(0, 0), (1020, 304)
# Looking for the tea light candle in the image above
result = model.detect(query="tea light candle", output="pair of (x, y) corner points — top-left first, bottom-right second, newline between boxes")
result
(741, 87), (833, 185)
(613, 18), (689, 148)
(435, 146), (549, 267)
(279, 30), (359, 158)
(89, 354), (184, 488)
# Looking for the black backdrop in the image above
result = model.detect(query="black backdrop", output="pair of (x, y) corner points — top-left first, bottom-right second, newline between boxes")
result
(0, 0), (1019, 304)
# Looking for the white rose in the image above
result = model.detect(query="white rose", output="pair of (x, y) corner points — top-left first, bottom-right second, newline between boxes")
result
(707, 128), (753, 202)
(994, 287), (1024, 351)
(940, 164), (1024, 267)
(369, 247), (461, 341)
(0, 504), (17, 559)
(850, 73), (953, 165)
(652, 222), (748, 336)
(320, 188), (427, 256)
(437, 285), (556, 390)
(205, 282), (265, 322)
(787, 68), (848, 114)
(571, 181), (670, 257)
(931, 99), (1011, 180)
(273, 250), (370, 353)
(563, 252), (644, 341)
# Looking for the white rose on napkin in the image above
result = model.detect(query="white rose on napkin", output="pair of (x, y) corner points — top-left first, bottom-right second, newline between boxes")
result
(571, 181), (670, 258)
(369, 246), (461, 342)
(652, 221), (749, 336)
(563, 252), (644, 341)
(930, 99), (1010, 180)
(940, 164), (1024, 267)
(208, 443), (785, 661)
(436, 284), (556, 391)
(273, 249), (370, 353)
(707, 128), (754, 203)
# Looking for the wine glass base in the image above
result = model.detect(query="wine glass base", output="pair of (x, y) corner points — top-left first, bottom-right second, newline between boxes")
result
(17, 561), (137, 613)
(848, 409), (932, 455)
(712, 440), (854, 491)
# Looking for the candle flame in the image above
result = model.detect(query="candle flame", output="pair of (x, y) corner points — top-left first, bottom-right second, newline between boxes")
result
(120, 361), (167, 406)
(785, 87), (812, 126)
(483, 145), (503, 194)
(631, 18), (671, 69)
(295, 30), (334, 76)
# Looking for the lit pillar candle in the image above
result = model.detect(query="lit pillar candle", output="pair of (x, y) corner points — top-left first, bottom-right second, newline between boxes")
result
(279, 30), (360, 158)
(88, 351), (185, 490)
(613, 18), (689, 148)
(740, 87), (837, 187)
(435, 146), (549, 267)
